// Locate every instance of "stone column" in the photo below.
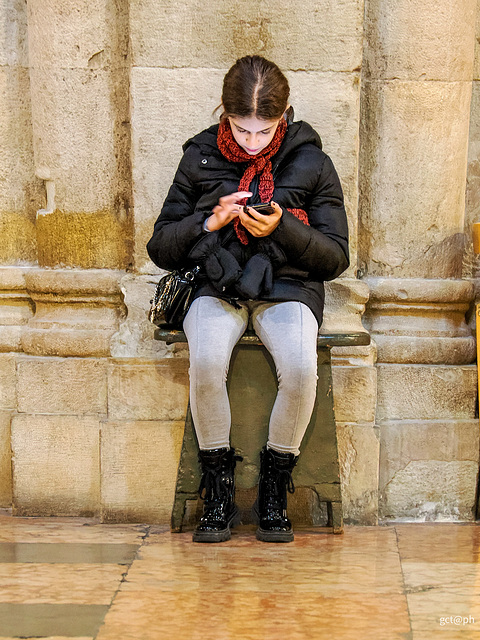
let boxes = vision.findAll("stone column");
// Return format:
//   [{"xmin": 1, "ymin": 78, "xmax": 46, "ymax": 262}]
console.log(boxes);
[
  {"xmin": 26, "ymin": 0, "xmax": 133, "ymax": 270},
  {"xmin": 464, "ymin": 2, "xmax": 480, "ymax": 282},
  {"xmin": 466, "ymin": 1, "xmax": 480, "ymax": 519},
  {"xmin": 0, "ymin": 0, "xmax": 36, "ymax": 507},
  {"xmin": 0, "ymin": 0, "xmax": 41, "ymax": 264},
  {"xmin": 8, "ymin": 1, "xmax": 134, "ymax": 517},
  {"xmin": 360, "ymin": 0, "xmax": 479, "ymax": 520},
  {"xmin": 21, "ymin": 0, "xmax": 132, "ymax": 357},
  {"xmin": 360, "ymin": 0, "xmax": 477, "ymax": 282}
]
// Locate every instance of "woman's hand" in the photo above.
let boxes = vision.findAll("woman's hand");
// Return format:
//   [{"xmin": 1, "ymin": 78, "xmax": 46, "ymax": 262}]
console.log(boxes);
[
  {"xmin": 205, "ymin": 191, "xmax": 252, "ymax": 232},
  {"xmin": 238, "ymin": 201, "xmax": 283, "ymax": 237}
]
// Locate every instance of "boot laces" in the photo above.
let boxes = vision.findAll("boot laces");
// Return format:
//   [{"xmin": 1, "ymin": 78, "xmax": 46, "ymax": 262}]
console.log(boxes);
[
  {"xmin": 277, "ymin": 468, "xmax": 295, "ymax": 495},
  {"xmin": 198, "ymin": 469, "xmax": 228, "ymax": 501},
  {"xmin": 198, "ymin": 453, "xmax": 243, "ymax": 501},
  {"xmin": 263, "ymin": 468, "xmax": 295, "ymax": 512}
]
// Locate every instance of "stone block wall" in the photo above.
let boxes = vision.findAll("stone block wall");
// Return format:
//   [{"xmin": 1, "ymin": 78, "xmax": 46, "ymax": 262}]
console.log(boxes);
[
  {"xmin": 0, "ymin": 0, "xmax": 479, "ymax": 525},
  {"xmin": 0, "ymin": 338, "xmax": 189, "ymax": 522}
]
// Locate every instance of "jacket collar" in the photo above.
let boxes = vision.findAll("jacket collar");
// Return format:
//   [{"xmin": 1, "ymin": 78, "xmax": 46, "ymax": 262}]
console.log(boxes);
[{"xmin": 183, "ymin": 121, "xmax": 322, "ymax": 158}]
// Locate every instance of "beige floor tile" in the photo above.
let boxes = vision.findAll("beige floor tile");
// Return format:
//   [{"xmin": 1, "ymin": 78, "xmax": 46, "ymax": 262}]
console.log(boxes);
[
  {"xmin": 408, "ymin": 588, "xmax": 480, "ymax": 632},
  {"xmin": 96, "ymin": 590, "xmax": 411, "ymax": 640},
  {"xmin": 0, "ymin": 564, "xmax": 126, "ymax": 604},
  {"xmin": 396, "ymin": 523, "xmax": 480, "ymax": 563},
  {"xmin": 403, "ymin": 562, "xmax": 480, "ymax": 591},
  {"xmin": 123, "ymin": 562, "xmax": 405, "ymax": 595},
  {"xmin": 124, "ymin": 552, "xmax": 404, "ymax": 595},
  {"xmin": 129, "ymin": 528, "xmax": 405, "ymax": 594}
]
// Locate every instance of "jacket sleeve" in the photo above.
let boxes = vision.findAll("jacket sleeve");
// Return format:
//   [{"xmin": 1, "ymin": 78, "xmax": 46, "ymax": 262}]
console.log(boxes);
[
  {"xmin": 146, "ymin": 146, "xmax": 209, "ymax": 270},
  {"xmin": 270, "ymin": 154, "xmax": 349, "ymax": 281}
]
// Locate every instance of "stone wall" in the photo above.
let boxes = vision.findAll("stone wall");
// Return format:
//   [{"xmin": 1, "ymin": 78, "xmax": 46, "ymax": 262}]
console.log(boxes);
[
  {"xmin": 360, "ymin": 0, "xmax": 479, "ymax": 520},
  {"xmin": 0, "ymin": 0, "xmax": 478, "ymax": 524}
]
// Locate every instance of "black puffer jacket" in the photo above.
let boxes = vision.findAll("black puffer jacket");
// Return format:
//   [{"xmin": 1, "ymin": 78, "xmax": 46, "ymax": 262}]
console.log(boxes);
[{"xmin": 146, "ymin": 121, "xmax": 349, "ymax": 326}]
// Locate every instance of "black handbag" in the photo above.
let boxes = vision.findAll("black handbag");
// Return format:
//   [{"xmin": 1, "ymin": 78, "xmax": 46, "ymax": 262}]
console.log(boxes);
[{"xmin": 148, "ymin": 266, "xmax": 200, "ymax": 328}]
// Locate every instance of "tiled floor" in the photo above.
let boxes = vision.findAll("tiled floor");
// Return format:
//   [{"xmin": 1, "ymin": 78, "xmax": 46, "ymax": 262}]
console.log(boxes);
[{"xmin": 0, "ymin": 514, "xmax": 479, "ymax": 639}]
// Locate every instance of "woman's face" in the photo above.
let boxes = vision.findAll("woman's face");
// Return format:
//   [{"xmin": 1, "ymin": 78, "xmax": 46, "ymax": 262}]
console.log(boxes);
[{"xmin": 228, "ymin": 115, "xmax": 281, "ymax": 155}]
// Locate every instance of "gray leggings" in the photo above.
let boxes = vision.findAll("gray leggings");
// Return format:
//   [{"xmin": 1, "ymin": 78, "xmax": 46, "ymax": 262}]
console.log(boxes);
[{"xmin": 183, "ymin": 296, "xmax": 319, "ymax": 455}]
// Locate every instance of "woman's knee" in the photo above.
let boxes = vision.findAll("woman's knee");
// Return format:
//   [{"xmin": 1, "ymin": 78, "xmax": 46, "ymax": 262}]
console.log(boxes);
[
  {"xmin": 277, "ymin": 357, "xmax": 317, "ymax": 394},
  {"xmin": 189, "ymin": 354, "xmax": 228, "ymax": 387}
]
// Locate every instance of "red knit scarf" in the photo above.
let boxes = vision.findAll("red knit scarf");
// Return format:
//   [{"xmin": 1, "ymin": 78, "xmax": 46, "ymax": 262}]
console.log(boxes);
[{"xmin": 217, "ymin": 118, "xmax": 309, "ymax": 244}]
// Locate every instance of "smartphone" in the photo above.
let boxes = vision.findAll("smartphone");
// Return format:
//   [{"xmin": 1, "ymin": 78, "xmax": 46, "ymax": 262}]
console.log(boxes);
[{"xmin": 243, "ymin": 203, "xmax": 275, "ymax": 216}]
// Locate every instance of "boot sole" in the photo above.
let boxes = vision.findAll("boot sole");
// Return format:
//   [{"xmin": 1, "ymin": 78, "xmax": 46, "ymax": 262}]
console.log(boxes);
[
  {"xmin": 192, "ymin": 528, "xmax": 232, "ymax": 543},
  {"xmin": 256, "ymin": 526, "xmax": 294, "ymax": 543},
  {"xmin": 192, "ymin": 507, "xmax": 240, "ymax": 543},
  {"xmin": 252, "ymin": 505, "xmax": 294, "ymax": 543}
]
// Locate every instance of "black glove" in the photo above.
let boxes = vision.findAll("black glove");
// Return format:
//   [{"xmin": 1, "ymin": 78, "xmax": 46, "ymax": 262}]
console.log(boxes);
[
  {"xmin": 235, "ymin": 238, "xmax": 287, "ymax": 299},
  {"xmin": 204, "ymin": 249, "xmax": 242, "ymax": 291},
  {"xmin": 236, "ymin": 253, "xmax": 273, "ymax": 299},
  {"xmin": 188, "ymin": 231, "xmax": 242, "ymax": 292}
]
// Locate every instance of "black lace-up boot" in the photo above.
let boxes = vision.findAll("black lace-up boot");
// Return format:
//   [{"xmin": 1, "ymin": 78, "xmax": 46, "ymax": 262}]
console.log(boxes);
[
  {"xmin": 193, "ymin": 447, "xmax": 242, "ymax": 543},
  {"xmin": 254, "ymin": 446, "xmax": 298, "ymax": 543}
]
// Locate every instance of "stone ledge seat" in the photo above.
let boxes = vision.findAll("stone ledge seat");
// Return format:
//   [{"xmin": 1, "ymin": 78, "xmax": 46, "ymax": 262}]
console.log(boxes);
[{"xmin": 155, "ymin": 326, "xmax": 370, "ymax": 534}]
